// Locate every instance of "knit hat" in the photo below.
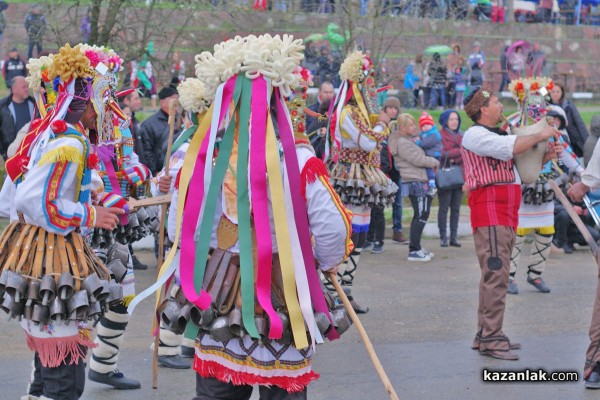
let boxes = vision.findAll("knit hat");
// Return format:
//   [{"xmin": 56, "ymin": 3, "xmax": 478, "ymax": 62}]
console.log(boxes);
[
  {"xmin": 419, "ymin": 112, "xmax": 434, "ymax": 130},
  {"xmin": 158, "ymin": 86, "xmax": 178, "ymax": 100},
  {"xmin": 383, "ymin": 96, "xmax": 401, "ymax": 111}
]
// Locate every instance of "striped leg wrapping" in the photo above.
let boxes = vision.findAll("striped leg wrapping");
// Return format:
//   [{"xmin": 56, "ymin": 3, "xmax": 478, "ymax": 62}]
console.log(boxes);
[
  {"xmin": 157, "ymin": 328, "xmax": 183, "ymax": 356},
  {"xmin": 509, "ymin": 234, "xmax": 526, "ymax": 277},
  {"xmin": 90, "ymin": 310, "xmax": 130, "ymax": 374},
  {"xmin": 528, "ymin": 233, "xmax": 552, "ymax": 276}
]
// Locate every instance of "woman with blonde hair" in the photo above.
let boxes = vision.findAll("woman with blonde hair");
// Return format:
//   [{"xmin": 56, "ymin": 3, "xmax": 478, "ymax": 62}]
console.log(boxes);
[{"xmin": 390, "ymin": 113, "xmax": 440, "ymax": 261}]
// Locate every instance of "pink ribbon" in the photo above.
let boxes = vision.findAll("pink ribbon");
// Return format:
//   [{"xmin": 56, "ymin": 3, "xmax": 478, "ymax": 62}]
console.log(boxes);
[
  {"xmin": 180, "ymin": 78, "xmax": 236, "ymax": 309},
  {"xmin": 250, "ymin": 77, "xmax": 282, "ymax": 339}
]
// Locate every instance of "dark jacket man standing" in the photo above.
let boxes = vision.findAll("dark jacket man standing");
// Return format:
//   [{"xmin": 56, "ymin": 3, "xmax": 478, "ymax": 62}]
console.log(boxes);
[
  {"xmin": 3, "ymin": 48, "xmax": 27, "ymax": 89},
  {"xmin": 139, "ymin": 86, "xmax": 178, "ymax": 174},
  {"xmin": 0, "ymin": 76, "xmax": 35, "ymax": 159}
]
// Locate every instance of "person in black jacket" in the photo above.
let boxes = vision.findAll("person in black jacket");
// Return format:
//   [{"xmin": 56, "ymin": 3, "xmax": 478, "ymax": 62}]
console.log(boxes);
[
  {"xmin": 428, "ymin": 52, "xmax": 447, "ymax": 110},
  {"xmin": 120, "ymin": 88, "xmax": 145, "ymax": 165},
  {"xmin": 2, "ymin": 48, "xmax": 27, "ymax": 89},
  {"xmin": 550, "ymin": 82, "xmax": 589, "ymax": 157},
  {"xmin": 306, "ymin": 80, "xmax": 334, "ymax": 130},
  {"xmin": 0, "ymin": 76, "xmax": 35, "ymax": 160},
  {"xmin": 24, "ymin": 5, "xmax": 46, "ymax": 59},
  {"xmin": 307, "ymin": 99, "xmax": 331, "ymax": 160},
  {"xmin": 365, "ymin": 96, "xmax": 406, "ymax": 253},
  {"xmin": 139, "ymin": 86, "xmax": 178, "ymax": 175}
]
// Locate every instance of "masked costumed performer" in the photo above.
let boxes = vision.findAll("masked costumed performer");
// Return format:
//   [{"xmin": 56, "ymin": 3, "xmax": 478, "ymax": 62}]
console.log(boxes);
[
  {"xmin": 324, "ymin": 50, "xmax": 397, "ymax": 314},
  {"xmin": 129, "ymin": 34, "xmax": 353, "ymax": 399},
  {"xmin": 1, "ymin": 43, "xmax": 124, "ymax": 400},
  {"xmin": 81, "ymin": 45, "xmax": 153, "ymax": 390}
]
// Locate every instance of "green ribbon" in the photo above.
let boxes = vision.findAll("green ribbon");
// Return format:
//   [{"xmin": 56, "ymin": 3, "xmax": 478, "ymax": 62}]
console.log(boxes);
[
  {"xmin": 170, "ymin": 125, "xmax": 197, "ymax": 159},
  {"xmin": 236, "ymin": 76, "xmax": 259, "ymax": 339}
]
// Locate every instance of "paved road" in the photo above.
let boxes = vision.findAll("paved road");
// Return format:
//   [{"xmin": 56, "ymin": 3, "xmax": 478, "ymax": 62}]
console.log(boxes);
[{"xmin": 2, "ymin": 235, "xmax": 600, "ymax": 400}]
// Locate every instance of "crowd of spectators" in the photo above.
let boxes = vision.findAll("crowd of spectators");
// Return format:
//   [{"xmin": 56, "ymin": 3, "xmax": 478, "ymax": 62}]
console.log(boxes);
[{"xmin": 205, "ymin": 0, "xmax": 600, "ymax": 25}]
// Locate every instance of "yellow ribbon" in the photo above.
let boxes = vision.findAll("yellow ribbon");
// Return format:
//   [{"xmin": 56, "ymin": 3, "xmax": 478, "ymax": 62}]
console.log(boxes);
[
  {"xmin": 153, "ymin": 104, "xmax": 215, "ymax": 313},
  {"xmin": 265, "ymin": 114, "xmax": 308, "ymax": 349},
  {"xmin": 352, "ymin": 82, "xmax": 371, "ymax": 125}
]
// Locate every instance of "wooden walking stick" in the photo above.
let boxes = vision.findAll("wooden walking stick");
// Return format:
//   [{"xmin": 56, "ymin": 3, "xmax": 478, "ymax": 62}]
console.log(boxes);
[
  {"xmin": 327, "ymin": 272, "xmax": 400, "ymax": 400},
  {"xmin": 153, "ymin": 98, "xmax": 179, "ymax": 389}
]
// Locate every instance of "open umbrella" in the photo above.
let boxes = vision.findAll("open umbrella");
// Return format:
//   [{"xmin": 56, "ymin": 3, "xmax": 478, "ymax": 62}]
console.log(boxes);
[
  {"xmin": 506, "ymin": 40, "xmax": 531, "ymax": 60},
  {"xmin": 424, "ymin": 45, "xmax": 453, "ymax": 56}
]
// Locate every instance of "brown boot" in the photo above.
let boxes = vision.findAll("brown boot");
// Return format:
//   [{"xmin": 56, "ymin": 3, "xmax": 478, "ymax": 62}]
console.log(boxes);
[{"xmin": 392, "ymin": 231, "xmax": 408, "ymax": 244}]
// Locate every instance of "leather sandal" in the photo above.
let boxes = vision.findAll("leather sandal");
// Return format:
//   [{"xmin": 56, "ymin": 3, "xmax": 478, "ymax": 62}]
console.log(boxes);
[{"xmin": 479, "ymin": 349, "xmax": 519, "ymax": 360}]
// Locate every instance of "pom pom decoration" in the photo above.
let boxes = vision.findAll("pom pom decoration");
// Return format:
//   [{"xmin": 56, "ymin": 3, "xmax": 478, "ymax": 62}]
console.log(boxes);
[
  {"xmin": 87, "ymin": 153, "xmax": 100, "ymax": 170},
  {"xmin": 339, "ymin": 50, "xmax": 372, "ymax": 83},
  {"xmin": 30, "ymin": 118, "xmax": 43, "ymax": 131},
  {"xmin": 177, "ymin": 78, "xmax": 212, "ymax": 114},
  {"xmin": 50, "ymin": 120, "xmax": 67, "ymax": 134}
]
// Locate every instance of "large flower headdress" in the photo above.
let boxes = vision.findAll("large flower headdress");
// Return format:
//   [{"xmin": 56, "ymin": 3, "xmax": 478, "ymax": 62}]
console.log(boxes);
[
  {"xmin": 507, "ymin": 77, "xmax": 554, "ymax": 127},
  {"xmin": 7, "ymin": 44, "xmax": 124, "ymax": 181},
  {"xmin": 131, "ymin": 34, "xmax": 345, "ymax": 354}
]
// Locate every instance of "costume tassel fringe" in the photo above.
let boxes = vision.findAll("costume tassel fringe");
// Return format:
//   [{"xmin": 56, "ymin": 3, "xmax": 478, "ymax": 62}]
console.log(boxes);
[
  {"xmin": 194, "ymin": 358, "xmax": 319, "ymax": 393},
  {"xmin": 37, "ymin": 146, "xmax": 82, "ymax": 167},
  {"xmin": 25, "ymin": 329, "xmax": 96, "ymax": 368}
]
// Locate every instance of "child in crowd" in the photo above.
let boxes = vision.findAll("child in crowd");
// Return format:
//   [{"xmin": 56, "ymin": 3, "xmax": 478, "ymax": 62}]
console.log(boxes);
[
  {"xmin": 453, "ymin": 57, "xmax": 467, "ymax": 110},
  {"xmin": 417, "ymin": 112, "xmax": 442, "ymax": 196}
]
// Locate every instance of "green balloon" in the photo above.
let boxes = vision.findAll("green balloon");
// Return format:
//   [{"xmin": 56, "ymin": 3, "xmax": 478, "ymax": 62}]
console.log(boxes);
[{"xmin": 326, "ymin": 23, "xmax": 345, "ymax": 47}]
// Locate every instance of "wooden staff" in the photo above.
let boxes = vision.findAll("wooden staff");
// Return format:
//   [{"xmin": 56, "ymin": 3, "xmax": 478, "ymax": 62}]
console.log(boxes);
[
  {"xmin": 129, "ymin": 194, "xmax": 172, "ymax": 210},
  {"xmin": 153, "ymin": 98, "xmax": 179, "ymax": 389},
  {"xmin": 327, "ymin": 272, "xmax": 400, "ymax": 400}
]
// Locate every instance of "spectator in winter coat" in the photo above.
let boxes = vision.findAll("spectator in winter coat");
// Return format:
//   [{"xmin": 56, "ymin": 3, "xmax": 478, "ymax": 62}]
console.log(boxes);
[
  {"xmin": 120, "ymin": 88, "xmax": 145, "ymax": 165},
  {"xmin": 390, "ymin": 113, "xmax": 439, "ymax": 262},
  {"xmin": 550, "ymin": 82, "xmax": 589, "ymax": 158},
  {"xmin": 427, "ymin": 52, "xmax": 447, "ymax": 109},
  {"xmin": 437, "ymin": 109, "xmax": 465, "ymax": 247},
  {"xmin": 2, "ymin": 48, "xmax": 27, "ymax": 89},
  {"xmin": 468, "ymin": 41, "xmax": 486, "ymax": 89},
  {"xmin": 139, "ymin": 86, "xmax": 179, "ymax": 174},
  {"xmin": 24, "ymin": 5, "xmax": 47, "ymax": 59},
  {"xmin": 0, "ymin": 76, "xmax": 35, "ymax": 160}
]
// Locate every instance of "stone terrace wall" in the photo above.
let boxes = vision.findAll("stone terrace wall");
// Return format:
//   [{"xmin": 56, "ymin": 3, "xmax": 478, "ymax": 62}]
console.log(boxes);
[{"xmin": 2, "ymin": 3, "xmax": 599, "ymax": 94}]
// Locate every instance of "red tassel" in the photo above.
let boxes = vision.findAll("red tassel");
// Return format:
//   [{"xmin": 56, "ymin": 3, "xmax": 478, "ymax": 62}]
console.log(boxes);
[
  {"xmin": 300, "ymin": 157, "xmax": 329, "ymax": 199},
  {"xmin": 194, "ymin": 358, "xmax": 319, "ymax": 393}
]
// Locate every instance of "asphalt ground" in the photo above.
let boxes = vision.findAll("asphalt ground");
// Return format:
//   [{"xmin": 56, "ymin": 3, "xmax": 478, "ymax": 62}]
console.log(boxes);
[{"xmin": 2, "ymin": 232, "xmax": 600, "ymax": 399}]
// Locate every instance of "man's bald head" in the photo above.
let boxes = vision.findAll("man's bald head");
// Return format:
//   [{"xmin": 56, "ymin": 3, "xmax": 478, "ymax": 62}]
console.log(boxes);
[{"xmin": 11, "ymin": 77, "xmax": 29, "ymax": 103}]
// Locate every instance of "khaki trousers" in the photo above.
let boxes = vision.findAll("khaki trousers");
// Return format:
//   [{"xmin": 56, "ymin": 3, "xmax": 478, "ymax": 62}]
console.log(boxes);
[
  {"xmin": 585, "ymin": 263, "xmax": 600, "ymax": 377},
  {"xmin": 473, "ymin": 226, "xmax": 516, "ymax": 352}
]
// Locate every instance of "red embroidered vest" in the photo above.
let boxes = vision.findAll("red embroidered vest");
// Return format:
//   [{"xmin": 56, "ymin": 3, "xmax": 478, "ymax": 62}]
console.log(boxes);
[{"xmin": 461, "ymin": 147, "xmax": 515, "ymax": 190}]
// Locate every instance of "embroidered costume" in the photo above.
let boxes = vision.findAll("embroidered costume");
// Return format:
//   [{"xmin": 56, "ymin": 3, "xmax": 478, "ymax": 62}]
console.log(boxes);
[
  {"xmin": 506, "ymin": 81, "xmax": 583, "ymax": 294},
  {"xmin": 129, "ymin": 34, "xmax": 353, "ymax": 397},
  {"xmin": 0, "ymin": 43, "xmax": 123, "ymax": 400},
  {"xmin": 324, "ymin": 50, "xmax": 397, "ymax": 311}
]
